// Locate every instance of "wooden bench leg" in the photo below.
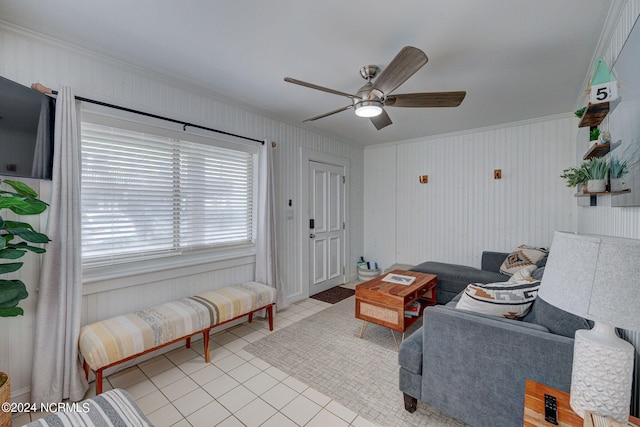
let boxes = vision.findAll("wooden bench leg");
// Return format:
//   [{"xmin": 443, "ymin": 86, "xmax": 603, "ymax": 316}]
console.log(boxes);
[
  {"xmin": 203, "ymin": 330, "xmax": 211, "ymax": 363},
  {"xmin": 248, "ymin": 312, "xmax": 253, "ymax": 323},
  {"xmin": 267, "ymin": 304, "xmax": 274, "ymax": 331},
  {"xmin": 186, "ymin": 336, "xmax": 192, "ymax": 348},
  {"xmin": 96, "ymin": 370, "xmax": 103, "ymax": 395}
]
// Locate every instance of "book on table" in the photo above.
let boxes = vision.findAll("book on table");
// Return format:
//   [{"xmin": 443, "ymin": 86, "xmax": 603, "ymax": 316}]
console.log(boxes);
[
  {"xmin": 405, "ymin": 300, "xmax": 421, "ymax": 317},
  {"xmin": 382, "ymin": 273, "xmax": 416, "ymax": 285}
]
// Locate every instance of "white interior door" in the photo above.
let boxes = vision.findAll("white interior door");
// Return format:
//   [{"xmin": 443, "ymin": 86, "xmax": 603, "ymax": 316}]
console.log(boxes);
[{"xmin": 309, "ymin": 161, "xmax": 345, "ymax": 295}]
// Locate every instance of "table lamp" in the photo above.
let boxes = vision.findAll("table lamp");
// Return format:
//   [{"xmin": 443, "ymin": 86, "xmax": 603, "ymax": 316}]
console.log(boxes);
[{"xmin": 538, "ymin": 231, "xmax": 640, "ymax": 423}]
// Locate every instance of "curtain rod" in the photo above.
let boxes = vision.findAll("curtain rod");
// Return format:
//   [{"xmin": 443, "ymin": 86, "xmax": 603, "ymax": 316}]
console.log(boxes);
[{"xmin": 32, "ymin": 84, "xmax": 264, "ymax": 145}]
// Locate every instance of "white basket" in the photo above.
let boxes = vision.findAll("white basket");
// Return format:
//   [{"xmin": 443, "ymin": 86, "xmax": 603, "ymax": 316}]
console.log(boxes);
[{"xmin": 358, "ymin": 266, "xmax": 381, "ymax": 281}]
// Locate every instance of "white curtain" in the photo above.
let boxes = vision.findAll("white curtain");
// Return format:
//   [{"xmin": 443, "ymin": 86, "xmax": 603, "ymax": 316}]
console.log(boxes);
[
  {"xmin": 31, "ymin": 86, "xmax": 88, "ymax": 404},
  {"xmin": 255, "ymin": 140, "xmax": 288, "ymax": 309}
]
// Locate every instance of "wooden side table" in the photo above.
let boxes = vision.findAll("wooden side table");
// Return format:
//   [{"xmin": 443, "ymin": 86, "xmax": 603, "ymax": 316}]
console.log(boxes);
[
  {"xmin": 524, "ymin": 379, "xmax": 640, "ymax": 426},
  {"xmin": 355, "ymin": 270, "xmax": 437, "ymax": 347}
]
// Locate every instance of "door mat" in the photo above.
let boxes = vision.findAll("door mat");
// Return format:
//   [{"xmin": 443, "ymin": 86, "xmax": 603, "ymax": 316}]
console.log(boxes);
[{"xmin": 310, "ymin": 286, "xmax": 355, "ymax": 304}]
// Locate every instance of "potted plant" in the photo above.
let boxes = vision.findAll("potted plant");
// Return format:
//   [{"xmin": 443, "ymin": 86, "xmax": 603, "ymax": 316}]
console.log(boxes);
[
  {"xmin": 584, "ymin": 158, "xmax": 610, "ymax": 192},
  {"xmin": 0, "ymin": 179, "xmax": 49, "ymax": 423},
  {"xmin": 609, "ymin": 157, "xmax": 629, "ymax": 192},
  {"xmin": 589, "ymin": 128, "xmax": 600, "ymax": 142},
  {"xmin": 574, "ymin": 107, "xmax": 586, "ymax": 118},
  {"xmin": 561, "ymin": 163, "xmax": 590, "ymax": 191}
]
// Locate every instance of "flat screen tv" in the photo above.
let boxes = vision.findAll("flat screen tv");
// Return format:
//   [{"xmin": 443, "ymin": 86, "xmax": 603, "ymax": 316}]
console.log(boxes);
[{"xmin": 0, "ymin": 75, "xmax": 55, "ymax": 180}]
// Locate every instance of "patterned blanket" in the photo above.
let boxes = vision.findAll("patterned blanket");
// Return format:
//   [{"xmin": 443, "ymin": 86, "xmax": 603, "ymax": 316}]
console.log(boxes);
[
  {"xmin": 79, "ymin": 282, "xmax": 276, "ymax": 371},
  {"xmin": 24, "ymin": 388, "xmax": 153, "ymax": 426}
]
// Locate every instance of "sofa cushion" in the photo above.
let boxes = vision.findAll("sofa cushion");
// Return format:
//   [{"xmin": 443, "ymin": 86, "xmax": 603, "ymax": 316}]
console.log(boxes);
[
  {"xmin": 456, "ymin": 279, "xmax": 540, "ymax": 319},
  {"xmin": 500, "ymin": 245, "xmax": 549, "ymax": 276},
  {"xmin": 522, "ymin": 296, "xmax": 591, "ymax": 338}
]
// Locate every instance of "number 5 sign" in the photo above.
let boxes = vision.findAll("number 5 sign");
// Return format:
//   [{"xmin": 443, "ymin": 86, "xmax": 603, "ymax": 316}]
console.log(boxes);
[{"xmin": 590, "ymin": 81, "xmax": 618, "ymax": 104}]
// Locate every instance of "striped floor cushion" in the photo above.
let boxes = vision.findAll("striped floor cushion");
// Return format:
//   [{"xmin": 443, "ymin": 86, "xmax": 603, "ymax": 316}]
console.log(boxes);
[
  {"xmin": 24, "ymin": 388, "xmax": 153, "ymax": 426},
  {"xmin": 79, "ymin": 281, "xmax": 276, "ymax": 393}
]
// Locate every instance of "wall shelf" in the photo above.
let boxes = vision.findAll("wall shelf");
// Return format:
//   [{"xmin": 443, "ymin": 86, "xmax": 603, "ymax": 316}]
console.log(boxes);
[
  {"xmin": 578, "ymin": 102, "xmax": 610, "ymax": 128},
  {"xmin": 582, "ymin": 143, "xmax": 610, "ymax": 160},
  {"xmin": 574, "ymin": 189, "xmax": 630, "ymax": 197},
  {"xmin": 575, "ymin": 189, "xmax": 631, "ymax": 206}
]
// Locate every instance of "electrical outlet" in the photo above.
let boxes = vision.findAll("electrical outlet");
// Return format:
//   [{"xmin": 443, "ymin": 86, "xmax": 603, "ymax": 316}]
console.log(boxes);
[{"xmin": 494, "ymin": 169, "xmax": 502, "ymax": 179}]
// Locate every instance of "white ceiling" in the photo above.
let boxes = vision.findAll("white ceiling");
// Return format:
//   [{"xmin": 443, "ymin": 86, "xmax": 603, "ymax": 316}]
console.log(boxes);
[{"xmin": 0, "ymin": 0, "xmax": 614, "ymax": 146}]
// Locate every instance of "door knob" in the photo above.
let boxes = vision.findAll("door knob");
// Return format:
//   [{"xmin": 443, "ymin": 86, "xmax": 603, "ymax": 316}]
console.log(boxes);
[{"xmin": 309, "ymin": 233, "xmax": 315, "ymax": 239}]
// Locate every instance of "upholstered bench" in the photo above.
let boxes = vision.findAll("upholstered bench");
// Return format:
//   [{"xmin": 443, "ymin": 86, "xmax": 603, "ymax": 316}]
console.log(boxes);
[
  {"xmin": 79, "ymin": 281, "xmax": 276, "ymax": 394},
  {"xmin": 24, "ymin": 388, "xmax": 154, "ymax": 426}
]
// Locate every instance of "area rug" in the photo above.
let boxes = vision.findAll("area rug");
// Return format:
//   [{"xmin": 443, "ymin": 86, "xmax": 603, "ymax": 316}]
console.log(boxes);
[
  {"xmin": 245, "ymin": 296, "xmax": 467, "ymax": 427},
  {"xmin": 309, "ymin": 285, "xmax": 355, "ymax": 304}
]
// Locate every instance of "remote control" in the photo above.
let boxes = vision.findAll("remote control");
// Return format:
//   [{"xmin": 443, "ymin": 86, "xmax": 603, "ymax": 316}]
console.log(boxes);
[{"xmin": 544, "ymin": 393, "xmax": 558, "ymax": 425}]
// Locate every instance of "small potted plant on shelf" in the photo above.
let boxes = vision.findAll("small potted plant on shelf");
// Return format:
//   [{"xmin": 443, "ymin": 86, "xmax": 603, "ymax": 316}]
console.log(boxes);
[
  {"xmin": 574, "ymin": 107, "xmax": 586, "ymax": 118},
  {"xmin": 584, "ymin": 158, "xmax": 610, "ymax": 193},
  {"xmin": 589, "ymin": 128, "xmax": 600, "ymax": 142},
  {"xmin": 561, "ymin": 163, "xmax": 590, "ymax": 192},
  {"xmin": 609, "ymin": 157, "xmax": 629, "ymax": 192}
]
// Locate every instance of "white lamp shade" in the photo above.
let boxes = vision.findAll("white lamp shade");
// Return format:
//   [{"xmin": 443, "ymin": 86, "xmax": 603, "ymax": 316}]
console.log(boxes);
[{"xmin": 538, "ymin": 231, "xmax": 640, "ymax": 331}]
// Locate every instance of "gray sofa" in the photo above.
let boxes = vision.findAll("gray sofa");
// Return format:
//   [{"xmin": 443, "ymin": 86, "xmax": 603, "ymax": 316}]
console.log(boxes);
[
  {"xmin": 398, "ymin": 263, "xmax": 591, "ymax": 427},
  {"xmin": 410, "ymin": 251, "xmax": 511, "ymax": 304}
]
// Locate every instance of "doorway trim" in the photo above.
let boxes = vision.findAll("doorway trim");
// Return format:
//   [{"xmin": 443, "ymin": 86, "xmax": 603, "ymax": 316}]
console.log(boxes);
[{"xmin": 299, "ymin": 148, "xmax": 350, "ymax": 300}]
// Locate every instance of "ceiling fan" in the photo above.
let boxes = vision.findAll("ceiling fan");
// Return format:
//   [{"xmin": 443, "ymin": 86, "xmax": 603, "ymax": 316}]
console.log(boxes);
[{"xmin": 284, "ymin": 46, "xmax": 466, "ymax": 130}]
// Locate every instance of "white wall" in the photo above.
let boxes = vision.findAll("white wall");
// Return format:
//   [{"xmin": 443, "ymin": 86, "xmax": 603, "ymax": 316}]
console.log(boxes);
[
  {"xmin": 364, "ymin": 115, "xmax": 578, "ymax": 270},
  {"xmin": 577, "ymin": 0, "xmax": 640, "ymax": 238},
  {"xmin": 0, "ymin": 22, "xmax": 364, "ymax": 400}
]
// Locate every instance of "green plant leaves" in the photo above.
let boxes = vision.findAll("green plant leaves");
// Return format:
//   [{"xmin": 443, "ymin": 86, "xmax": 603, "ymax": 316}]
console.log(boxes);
[
  {"xmin": 0, "ymin": 307, "xmax": 24, "ymax": 316},
  {"xmin": 0, "ymin": 279, "xmax": 28, "ymax": 309},
  {"xmin": 0, "ymin": 248, "xmax": 26, "ymax": 259},
  {"xmin": 584, "ymin": 158, "xmax": 610, "ymax": 180},
  {"xmin": 0, "ymin": 279, "xmax": 28, "ymax": 316},
  {"xmin": 0, "ymin": 262, "xmax": 23, "ymax": 274},
  {"xmin": 9, "ymin": 198, "xmax": 47, "ymax": 216},
  {"xmin": 2, "ymin": 180, "xmax": 38, "ymax": 198},
  {"xmin": 0, "ymin": 179, "xmax": 48, "ymax": 317}
]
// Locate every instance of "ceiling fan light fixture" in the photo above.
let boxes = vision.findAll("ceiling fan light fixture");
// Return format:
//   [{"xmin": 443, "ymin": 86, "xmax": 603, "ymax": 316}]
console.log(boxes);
[{"xmin": 354, "ymin": 100, "xmax": 383, "ymax": 118}]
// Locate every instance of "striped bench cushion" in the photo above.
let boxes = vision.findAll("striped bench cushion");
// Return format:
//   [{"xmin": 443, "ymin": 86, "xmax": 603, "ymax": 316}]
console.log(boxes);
[
  {"xmin": 24, "ymin": 388, "xmax": 153, "ymax": 426},
  {"xmin": 79, "ymin": 282, "xmax": 276, "ymax": 371}
]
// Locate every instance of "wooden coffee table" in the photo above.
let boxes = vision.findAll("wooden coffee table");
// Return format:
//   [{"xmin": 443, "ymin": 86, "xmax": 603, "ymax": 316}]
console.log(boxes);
[{"xmin": 355, "ymin": 270, "xmax": 437, "ymax": 347}]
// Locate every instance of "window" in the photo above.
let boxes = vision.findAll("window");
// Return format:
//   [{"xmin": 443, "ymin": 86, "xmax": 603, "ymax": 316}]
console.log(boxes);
[{"xmin": 81, "ymin": 117, "xmax": 256, "ymax": 268}]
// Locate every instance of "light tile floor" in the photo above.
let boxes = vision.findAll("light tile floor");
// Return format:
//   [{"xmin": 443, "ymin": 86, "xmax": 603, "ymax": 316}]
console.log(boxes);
[{"xmin": 14, "ymin": 294, "xmax": 379, "ymax": 427}]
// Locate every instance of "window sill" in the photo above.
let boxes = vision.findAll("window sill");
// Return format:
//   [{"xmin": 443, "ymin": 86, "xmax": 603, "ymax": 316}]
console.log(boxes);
[{"xmin": 82, "ymin": 245, "xmax": 256, "ymax": 296}]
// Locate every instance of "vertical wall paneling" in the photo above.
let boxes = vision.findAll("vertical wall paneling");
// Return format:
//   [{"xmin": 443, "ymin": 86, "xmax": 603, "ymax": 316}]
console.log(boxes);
[
  {"xmin": 0, "ymin": 22, "xmax": 364, "ymax": 400},
  {"xmin": 364, "ymin": 116, "xmax": 577, "ymax": 271},
  {"xmin": 575, "ymin": 0, "xmax": 640, "ymax": 416}
]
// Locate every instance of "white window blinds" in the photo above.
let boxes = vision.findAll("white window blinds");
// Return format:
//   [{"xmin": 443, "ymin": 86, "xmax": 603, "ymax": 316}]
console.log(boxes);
[{"xmin": 81, "ymin": 121, "xmax": 255, "ymax": 267}]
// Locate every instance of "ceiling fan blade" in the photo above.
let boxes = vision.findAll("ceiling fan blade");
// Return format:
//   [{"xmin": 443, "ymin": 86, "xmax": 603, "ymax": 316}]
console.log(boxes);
[
  {"xmin": 370, "ymin": 109, "xmax": 393, "ymax": 130},
  {"xmin": 371, "ymin": 46, "xmax": 428, "ymax": 96},
  {"xmin": 385, "ymin": 91, "xmax": 467, "ymax": 108},
  {"xmin": 303, "ymin": 105, "xmax": 354, "ymax": 122},
  {"xmin": 284, "ymin": 77, "xmax": 358, "ymax": 100}
]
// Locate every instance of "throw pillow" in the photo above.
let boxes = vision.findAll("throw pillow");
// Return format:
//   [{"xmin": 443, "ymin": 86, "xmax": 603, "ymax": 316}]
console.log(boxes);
[
  {"xmin": 455, "ymin": 280, "xmax": 540, "ymax": 319},
  {"xmin": 510, "ymin": 265, "xmax": 538, "ymax": 281},
  {"xmin": 500, "ymin": 245, "xmax": 549, "ymax": 276}
]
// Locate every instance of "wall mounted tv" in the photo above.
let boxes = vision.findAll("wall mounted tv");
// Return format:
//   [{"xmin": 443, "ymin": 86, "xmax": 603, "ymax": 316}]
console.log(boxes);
[{"xmin": 0, "ymin": 75, "xmax": 55, "ymax": 180}]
